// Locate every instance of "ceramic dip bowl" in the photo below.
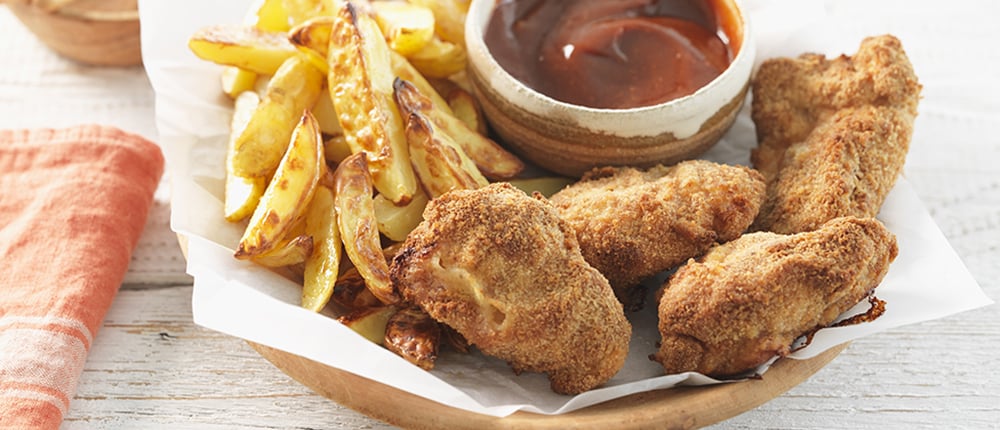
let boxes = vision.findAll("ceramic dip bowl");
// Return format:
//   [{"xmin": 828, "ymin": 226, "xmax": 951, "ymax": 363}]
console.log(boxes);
[{"xmin": 465, "ymin": 0, "xmax": 755, "ymax": 177}]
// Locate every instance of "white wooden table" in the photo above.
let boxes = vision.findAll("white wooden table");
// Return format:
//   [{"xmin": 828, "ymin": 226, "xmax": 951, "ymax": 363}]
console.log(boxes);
[{"xmin": 2, "ymin": 1, "xmax": 998, "ymax": 428}]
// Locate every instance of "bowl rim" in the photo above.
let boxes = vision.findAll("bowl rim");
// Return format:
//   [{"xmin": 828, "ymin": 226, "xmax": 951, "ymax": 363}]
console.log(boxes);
[{"xmin": 465, "ymin": 0, "xmax": 756, "ymax": 138}]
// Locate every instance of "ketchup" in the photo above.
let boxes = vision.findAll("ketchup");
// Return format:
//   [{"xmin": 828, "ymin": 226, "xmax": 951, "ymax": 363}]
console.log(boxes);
[{"xmin": 484, "ymin": 0, "xmax": 733, "ymax": 109}]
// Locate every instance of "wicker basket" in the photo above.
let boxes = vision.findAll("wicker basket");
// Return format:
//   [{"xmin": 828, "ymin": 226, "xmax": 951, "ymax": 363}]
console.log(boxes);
[{"xmin": 4, "ymin": 0, "xmax": 141, "ymax": 67}]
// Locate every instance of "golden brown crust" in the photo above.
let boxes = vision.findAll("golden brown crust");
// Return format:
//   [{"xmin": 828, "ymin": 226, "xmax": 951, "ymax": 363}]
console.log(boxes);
[
  {"xmin": 549, "ymin": 160, "xmax": 766, "ymax": 306},
  {"xmin": 390, "ymin": 183, "xmax": 630, "ymax": 394},
  {"xmin": 652, "ymin": 217, "xmax": 898, "ymax": 377},
  {"xmin": 750, "ymin": 35, "xmax": 921, "ymax": 234}
]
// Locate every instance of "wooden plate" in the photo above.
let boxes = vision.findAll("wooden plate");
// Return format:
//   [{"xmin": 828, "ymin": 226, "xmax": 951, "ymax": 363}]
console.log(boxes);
[
  {"xmin": 248, "ymin": 341, "xmax": 849, "ymax": 429},
  {"xmin": 177, "ymin": 236, "xmax": 848, "ymax": 428}
]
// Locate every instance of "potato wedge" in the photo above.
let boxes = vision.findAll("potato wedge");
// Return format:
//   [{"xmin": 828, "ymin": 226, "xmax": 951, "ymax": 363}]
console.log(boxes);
[
  {"xmin": 372, "ymin": 1, "xmax": 435, "ymax": 56},
  {"xmin": 283, "ymin": 0, "xmax": 332, "ymax": 25},
  {"xmin": 399, "ymin": 100, "xmax": 488, "ymax": 198},
  {"xmin": 384, "ymin": 307, "xmax": 441, "ymax": 370},
  {"xmin": 337, "ymin": 305, "xmax": 397, "ymax": 345},
  {"xmin": 302, "ymin": 185, "xmax": 343, "ymax": 312},
  {"xmin": 331, "ymin": 267, "xmax": 382, "ymax": 311},
  {"xmin": 220, "ymin": 67, "xmax": 258, "ymax": 99},
  {"xmin": 224, "ymin": 91, "xmax": 266, "ymax": 222},
  {"xmin": 328, "ymin": 1, "xmax": 418, "ymax": 205},
  {"xmin": 324, "ymin": 134, "xmax": 352, "ymax": 163},
  {"xmin": 406, "ymin": 36, "xmax": 466, "ymax": 78},
  {"xmin": 232, "ymin": 55, "xmax": 325, "ymax": 178},
  {"xmin": 310, "ymin": 89, "xmax": 342, "ymax": 135},
  {"xmin": 251, "ymin": 234, "xmax": 314, "ymax": 267},
  {"xmin": 255, "ymin": 0, "xmax": 291, "ymax": 32},
  {"xmin": 288, "ymin": 16, "xmax": 333, "ymax": 74},
  {"xmin": 508, "ymin": 177, "xmax": 574, "ymax": 198},
  {"xmin": 407, "ymin": 0, "xmax": 466, "ymax": 47},
  {"xmin": 334, "ymin": 152, "xmax": 401, "ymax": 305},
  {"xmin": 188, "ymin": 25, "xmax": 297, "ymax": 75},
  {"xmin": 388, "ymin": 51, "xmax": 451, "ymax": 115},
  {"xmin": 446, "ymin": 87, "xmax": 488, "ymax": 135},
  {"xmin": 393, "ymin": 77, "xmax": 524, "ymax": 180},
  {"xmin": 373, "ymin": 189, "xmax": 428, "ymax": 242},
  {"xmin": 235, "ymin": 111, "xmax": 324, "ymax": 258}
]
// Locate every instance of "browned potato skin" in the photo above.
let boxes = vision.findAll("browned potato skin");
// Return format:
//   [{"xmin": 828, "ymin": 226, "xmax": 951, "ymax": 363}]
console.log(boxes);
[
  {"xmin": 392, "ymin": 77, "xmax": 524, "ymax": 181},
  {"xmin": 331, "ymin": 267, "xmax": 382, "ymax": 311},
  {"xmin": 384, "ymin": 307, "xmax": 442, "ymax": 370},
  {"xmin": 333, "ymin": 153, "xmax": 401, "ymax": 305}
]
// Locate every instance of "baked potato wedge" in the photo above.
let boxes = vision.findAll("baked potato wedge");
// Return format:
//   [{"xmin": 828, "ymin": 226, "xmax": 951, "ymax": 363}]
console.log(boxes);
[
  {"xmin": 384, "ymin": 307, "xmax": 441, "ymax": 370},
  {"xmin": 231, "ymin": 55, "xmax": 325, "ymax": 178},
  {"xmin": 401, "ymin": 105, "xmax": 488, "ymax": 198},
  {"xmin": 224, "ymin": 91, "xmax": 266, "ymax": 222},
  {"xmin": 328, "ymin": 1, "xmax": 418, "ymax": 205},
  {"xmin": 302, "ymin": 185, "xmax": 343, "ymax": 312},
  {"xmin": 333, "ymin": 152, "xmax": 401, "ymax": 305},
  {"xmin": 372, "ymin": 1, "xmax": 435, "ymax": 56},
  {"xmin": 331, "ymin": 267, "xmax": 382, "ymax": 311},
  {"xmin": 393, "ymin": 77, "xmax": 523, "ymax": 180},
  {"xmin": 250, "ymin": 234, "xmax": 314, "ymax": 267},
  {"xmin": 235, "ymin": 111, "xmax": 324, "ymax": 258},
  {"xmin": 188, "ymin": 25, "xmax": 297, "ymax": 75},
  {"xmin": 337, "ymin": 305, "xmax": 397, "ymax": 345},
  {"xmin": 373, "ymin": 189, "xmax": 428, "ymax": 242}
]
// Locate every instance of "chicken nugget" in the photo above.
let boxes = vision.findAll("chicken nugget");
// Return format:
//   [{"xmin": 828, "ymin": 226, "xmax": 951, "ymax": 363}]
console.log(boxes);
[
  {"xmin": 652, "ymin": 217, "xmax": 898, "ymax": 377},
  {"xmin": 751, "ymin": 35, "xmax": 921, "ymax": 233},
  {"xmin": 549, "ymin": 160, "xmax": 765, "ymax": 309},
  {"xmin": 390, "ymin": 183, "xmax": 630, "ymax": 394}
]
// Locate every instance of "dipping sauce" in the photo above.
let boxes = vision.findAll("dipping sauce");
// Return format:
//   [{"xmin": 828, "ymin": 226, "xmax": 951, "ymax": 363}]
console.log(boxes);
[{"xmin": 484, "ymin": 0, "xmax": 733, "ymax": 109}]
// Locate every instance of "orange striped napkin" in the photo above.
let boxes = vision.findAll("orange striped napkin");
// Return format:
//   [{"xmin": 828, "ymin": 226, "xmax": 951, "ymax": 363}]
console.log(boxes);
[{"xmin": 0, "ymin": 126, "xmax": 163, "ymax": 429}]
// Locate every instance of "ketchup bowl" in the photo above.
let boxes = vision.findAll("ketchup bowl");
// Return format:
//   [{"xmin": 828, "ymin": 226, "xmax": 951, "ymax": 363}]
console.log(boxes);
[{"xmin": 465, "ymin": 0, "xmax": 755, "ymax": 177}]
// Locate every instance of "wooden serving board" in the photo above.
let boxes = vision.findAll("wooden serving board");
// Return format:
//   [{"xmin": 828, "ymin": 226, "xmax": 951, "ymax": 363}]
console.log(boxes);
[{"xmin": 249, "ymin": 341, "xmax": 849, "ymax": 429}]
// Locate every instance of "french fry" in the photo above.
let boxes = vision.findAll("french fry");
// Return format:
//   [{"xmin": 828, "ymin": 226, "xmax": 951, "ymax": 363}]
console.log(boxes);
[
  {"xmin": 220, "ymin": 0, "xmax": 290, "ymax": 99},
  {"xmin": 446, "ymin": 87, "xmax": 488, "ymax": 135},
  {"xmin": 372, "ymin": 1, "xmax": 435, "ymax": 56},
  {"xmin": 224, "ymin": 91, "xmax": 266, "ymax": 222},
  {"xmin": 235, "ymin": 111, "xmax": 324, "ymax": 258},
  {"xmin": 393, "ymin": 77, "xmax": 524, "ymax": 180},
  {"xmin": 331, "ymin": 267, "xmax": 382, "ymax": 311},
  {"xmin": 256, "ymin": 0, "xmax": 291, "ymax": 31},
  {"xmin": 407, "ymin": 0, "xmax": 467, "ymax": 47},
  {"xmin": 328, "ymin": 1, "xmax": 418, "ymax": 205},
  {"xmin": 232, "ymin": 55, "xmax": 325, "ymax": 178},
  {"xmin": 400, "ymin": 104, "xmax": 488, "ymax": 198},
  {"xmin": 508, "ymin": 177, "xmax": 574, "ymax": 198},
  {"xmin": 221, "ymin": 67, "xmax": 259, "ymax": 99},
  {"xmin": 251, "ymin": 235, "xmax": 314, "ymax": 267},
  {"xmin": 337, "ymin": 305, "xmax": 397, "ymax": 345},
  {"xmin": 302, "ymin": 185, "xmax": 343, "ymax": 312},
  {"xmin": 384, "ymin": 307, "xmax": 441, "ymax": 370},
  {"xmin": 373, "ymin": 189, "xmax": 428, "ymax": 242},
  {"xmin": 334, "ymin": 153, "xmax": 401, "ymax": 305},
  {"xmin": 406, "ymin": 36, "xmax": 466, "ymax": 78},
  {"xmin": 188, "ymin": 25, "xmax": 297, "ymax": 75}
]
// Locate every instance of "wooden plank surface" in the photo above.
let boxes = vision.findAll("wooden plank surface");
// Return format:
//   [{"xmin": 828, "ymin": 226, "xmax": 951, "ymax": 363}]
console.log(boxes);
[{"xmin": 1, "ymin": 0, "xmax": 998, "ymax": 428}]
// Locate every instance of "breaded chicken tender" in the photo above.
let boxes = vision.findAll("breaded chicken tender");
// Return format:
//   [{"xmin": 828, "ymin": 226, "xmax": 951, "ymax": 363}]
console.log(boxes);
[
  {"xmin": 390, "ymin": 183, "xmax": 630, "ymax": 394},
  {"xmin": 652, "ymin": 217, "xmax": 898, "ymax": 377},
  {"xmin": 751, "ymin": 35, "xmax": 921, "ymax": 234},
  {"xmin": 549, "ymin": 160, "xmax": 766, "ymax": 309}
]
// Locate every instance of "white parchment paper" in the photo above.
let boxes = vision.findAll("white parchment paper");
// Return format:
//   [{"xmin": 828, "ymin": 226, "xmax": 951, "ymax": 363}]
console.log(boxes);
[{"xmin": 139, "ymin": 0, "xmax": 993, "ymax": 417}]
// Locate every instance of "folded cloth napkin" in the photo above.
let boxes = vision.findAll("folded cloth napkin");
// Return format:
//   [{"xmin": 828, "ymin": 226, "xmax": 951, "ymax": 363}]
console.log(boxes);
[{"xmin": 0, "ymin": 125, "xmax": 164, "ymax": 429}]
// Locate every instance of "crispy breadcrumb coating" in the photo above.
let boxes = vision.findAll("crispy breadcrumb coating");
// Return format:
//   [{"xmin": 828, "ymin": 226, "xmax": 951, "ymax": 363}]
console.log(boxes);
[
  {"xmin": 751, "ymin": 35, "xmax": 921, "ymax": 233},
  {"xmin": 549, "ymin": 160, "xmax": 765, "ymax": 309},
  {"xmin": 652, "ymin": 217, "xmax": 898, "ymax": 377},
  {"xmin": 390, "ymin": 183, "xmax": 630, "ymax": 394}
]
